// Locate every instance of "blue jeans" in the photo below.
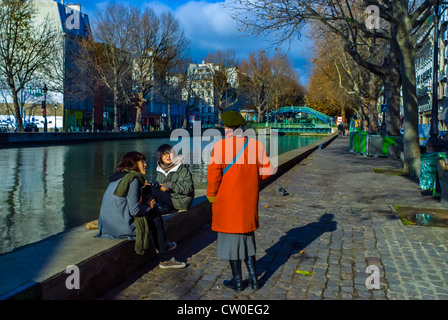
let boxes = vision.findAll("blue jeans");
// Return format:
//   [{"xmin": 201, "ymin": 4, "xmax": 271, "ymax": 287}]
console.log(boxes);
[{"xmin": 146, "ymin": 207, "xmax": 171, "ymax": 262}]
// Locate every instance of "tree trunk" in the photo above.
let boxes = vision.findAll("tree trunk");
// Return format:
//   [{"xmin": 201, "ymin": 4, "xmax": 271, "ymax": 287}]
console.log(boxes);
[
  {"xmin": 384, "ymin": 68, "xmax": 402, "ymax": 136},
  {"xmin": 167, "ymin": 100, "xmax": 172, "ymax": 130},
  {"xmin": 385, "ymin": 26, "xmax": 402, "ymax": 137},
  {"xmin": 367, "ymin": 78, "xmax": 380, "ymax": 133},
  {"xmin": 183, "ymin": 97, "xmax": 190, "ymax": 129},
  {"xmin": 11, "ymin": 86, "xmax": 24, "ymax": 133},
  {"xmin": 135, "ymin": 105, "xmax": 142, "ymax": 132},
  {"xmin": 359, "ymin": 101, "xmax": 368, "ymax": 131},
  {"xmin": 218, "ymin": 107, "xmax": 223, "ymax": 125},
  {"xmin": 135, "ymin": 91, "xmax": 143, "ymax": 132},
  {"xmin": 396, "ymin": 18, "xmax": 421, "ymax": 176},
  {"xmin": 341, "ymin": 107, "xmax": 346, "ymax": 124},
  {"xmin": 113, "ymin": 81, "xmax": 119, "ymax": 132},
  {"xmin": 113, "ymin": 71, "xmax": 120, "ymax": 132},
  {"xmin": 367, "ymin": 99, "xmax": 379, "ymax": 133}
]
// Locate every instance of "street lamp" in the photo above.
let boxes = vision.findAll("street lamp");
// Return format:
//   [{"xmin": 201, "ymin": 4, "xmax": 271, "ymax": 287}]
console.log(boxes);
[
  {"xmin": 43, "ymin": 84, "xmax": 48, "ymax": 133},
  {"xmin": 54, "ymin": 103, "xmax": 58, "ymax": 132}
]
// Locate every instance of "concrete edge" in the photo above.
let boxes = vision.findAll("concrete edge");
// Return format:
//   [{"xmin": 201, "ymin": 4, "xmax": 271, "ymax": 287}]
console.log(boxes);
[
  {"xmin": 0, "ymin": 131, "xmax": 173, "ymax": 148},
  {"xmin": 0, "ymin": 133, "xmax": 337, "ymax": 300},
  {"xmin": 262, "ymin": 133, "xmax": 338, "ymax": 187}
]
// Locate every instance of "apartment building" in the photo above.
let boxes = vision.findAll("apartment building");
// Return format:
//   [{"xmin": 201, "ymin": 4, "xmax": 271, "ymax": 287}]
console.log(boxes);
[
  {"xmin": 416, "ymin": 6, "xmax": 448, "ymax": 131},
  {"xmin": 0, "ymin": 0, "xmax": 93, "ymax": 131},
  {"xmin": 184, "ymin": 62, "xmax": 217, "ymax": 125},
  {"xmin": 184, "ymin": 61, "xmax": 240, "ymax": 126},
  {"xmin": 38, "ymin": 0, "xmax": 93, "ymax": 131}
]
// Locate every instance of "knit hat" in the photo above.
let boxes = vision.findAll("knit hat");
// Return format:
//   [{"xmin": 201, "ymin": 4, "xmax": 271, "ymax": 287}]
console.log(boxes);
[{"xmin": 221, "ymin": 111, "xmax": 247, "ymax": 127}]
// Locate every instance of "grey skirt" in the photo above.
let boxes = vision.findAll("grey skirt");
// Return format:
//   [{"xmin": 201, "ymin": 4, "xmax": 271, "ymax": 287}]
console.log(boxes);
[{"xmin": 216, "ymin": 232, "xmax": 256, "ymax": 260}]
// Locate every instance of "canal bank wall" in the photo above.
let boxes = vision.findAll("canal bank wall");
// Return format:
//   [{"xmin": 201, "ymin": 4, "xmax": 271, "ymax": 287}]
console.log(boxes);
[
  {"xmin": 0, "ymin": 133, "xmax": 337, "ymax": 300},
  {"xmin": 0, "ymin": 128, "xmax": 330, "ymax": 149},
  {"xmin": 0, "ymin": 131, "xmax": 174, "ymax": 148}
]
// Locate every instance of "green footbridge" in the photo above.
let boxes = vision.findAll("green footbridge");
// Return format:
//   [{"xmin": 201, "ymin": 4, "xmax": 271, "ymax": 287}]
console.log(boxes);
[{"xmin": 268, "ymin": 106, "xmax": 333, "ymax": 134}]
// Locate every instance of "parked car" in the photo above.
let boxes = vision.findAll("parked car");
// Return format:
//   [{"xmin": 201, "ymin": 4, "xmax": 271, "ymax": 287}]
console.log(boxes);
[
  {"xmin": 119, "ymin": 123, "xmax": 135, "ymax": 132},
  {"xmin": 24, "ymin": 123, "xmax": 38, "ymax": 132}
]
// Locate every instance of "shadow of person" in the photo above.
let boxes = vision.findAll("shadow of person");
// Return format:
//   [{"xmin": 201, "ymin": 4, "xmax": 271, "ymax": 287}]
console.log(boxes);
[{"xmin": 257, "ymin": 213, "xmax": 337, "ymax": 288}]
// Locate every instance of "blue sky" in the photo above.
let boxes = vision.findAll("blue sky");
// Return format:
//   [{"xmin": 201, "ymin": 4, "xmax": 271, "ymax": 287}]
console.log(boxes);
[{"xmin": 70, "ymin": 0, "xmax": 313, "ymax": 85}]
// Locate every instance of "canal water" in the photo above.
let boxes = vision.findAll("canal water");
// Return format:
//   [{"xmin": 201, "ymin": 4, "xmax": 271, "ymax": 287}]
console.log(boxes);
[{"xmin": 0, "ymin": 134, "xmax": 323, "ymax": 254}]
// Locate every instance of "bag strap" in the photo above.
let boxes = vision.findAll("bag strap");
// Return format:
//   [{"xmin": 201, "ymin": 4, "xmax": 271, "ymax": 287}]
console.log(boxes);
[{"xmin": 223, "ymin": 137, "xmax": 249, "ymax": 175}]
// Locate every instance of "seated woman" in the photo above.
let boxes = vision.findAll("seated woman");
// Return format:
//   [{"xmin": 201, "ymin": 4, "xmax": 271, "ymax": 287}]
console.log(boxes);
[
  {"xmin": 151, "ymin": 144, "xmax": 195, "ymax": 213},
  {"xmin": 96, "ymin": 151, "xmax": 186, "ymax": 269}
]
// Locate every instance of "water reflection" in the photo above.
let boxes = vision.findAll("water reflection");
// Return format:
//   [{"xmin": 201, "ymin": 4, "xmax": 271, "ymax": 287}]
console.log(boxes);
[
  {"xmin": 0, "ymin": 147, "xmax": 66, "ymax": 255},
  {"xmin": 0, "ymin": 134, "xmax": 323, "ymax": 254}
]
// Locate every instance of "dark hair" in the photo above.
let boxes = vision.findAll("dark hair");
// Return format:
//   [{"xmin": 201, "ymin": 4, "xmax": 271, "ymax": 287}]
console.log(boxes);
[
  {"xmin": 156, "ymin": 144, "xmax": 173, "ymax": 163},
  {"xmin": 115, "ymin": 151, "xmax": 146, "ymax": 173}
]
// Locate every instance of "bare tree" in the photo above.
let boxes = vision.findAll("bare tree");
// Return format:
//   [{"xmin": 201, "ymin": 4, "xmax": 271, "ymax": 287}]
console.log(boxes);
[
  {"xmin": 133, "ymin": 10, "xmax": 189, "ymax": 131},
  {"xmin": 239, "ymin": 50, "xmax": 273, "ymax": 121},
  {"xmin": 313, "ymin": 29, "xmax": 381, "ymax": 132},
  {"xmin": 39, "ymin": 38, "xmax": 65, "ymax": 95},
  {"xmin": 0, "ymin": 0, "xmax": 58, "ymax": 132},
  {"xmin": 83, "ymin": 3, "xmax": 134, "ymax": 132},
  {"xmin": 203, "ymin": 49, "xmax": 240, "ymax": 121},
  {"xmin": 181, "ymin": 63, "xmax": 203, "ymax": 128},
  {"xmin": 128, "ymin": 7, "xmax": 160, "ymax": 132},
  {"xmin": 228, "ymin": 0, "xmax": 438, "ymax": 175},
  {"xmin": 270, "ymin": 51, "xmax": 304, "ymax": 109},
  {"xmin": 156, "ymin": 58, "xmax": 184, "ymax": 130},
  {"xmin": 239, "ymin": 50, "xmax": 302, "ymax": 121}
]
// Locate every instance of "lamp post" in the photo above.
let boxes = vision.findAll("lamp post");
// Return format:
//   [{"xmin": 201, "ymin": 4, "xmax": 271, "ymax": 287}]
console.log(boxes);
[
  {"xmin": 54, "ymin": 103, "xmax": 58, "ymax": 132},
  {"xmin": 43, "ymin": 84, "xmax": 48, "ymax": 133}
]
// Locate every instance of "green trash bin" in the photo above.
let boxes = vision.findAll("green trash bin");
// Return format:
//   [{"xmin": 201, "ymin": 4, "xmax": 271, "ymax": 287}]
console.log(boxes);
[{"xmin": 420, "ymin": 152, "xmax": 448, "ymax": 191}]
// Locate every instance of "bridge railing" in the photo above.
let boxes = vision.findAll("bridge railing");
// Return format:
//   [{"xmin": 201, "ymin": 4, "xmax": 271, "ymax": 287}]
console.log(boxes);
[{"xmin": 246, "ymin": 122, "xmax": 333, "ymax": 129}]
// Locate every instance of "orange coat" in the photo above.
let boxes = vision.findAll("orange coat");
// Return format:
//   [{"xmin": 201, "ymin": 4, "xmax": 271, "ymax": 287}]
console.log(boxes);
[{"xmin": 206, "ymin": 133, "xmax": 274, "ymax": 234}]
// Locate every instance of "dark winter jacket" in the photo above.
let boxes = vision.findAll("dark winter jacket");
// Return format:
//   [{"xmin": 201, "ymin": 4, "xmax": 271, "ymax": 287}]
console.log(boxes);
[{"xmin": 156, "ymin": 162, "xmax": 194, "ymax": 210}]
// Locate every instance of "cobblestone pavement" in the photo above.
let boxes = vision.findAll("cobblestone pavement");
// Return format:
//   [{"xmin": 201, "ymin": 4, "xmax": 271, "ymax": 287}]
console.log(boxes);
[{"xmin": 99, "ymin": 137, "xmax": 448, "ymax": 300}]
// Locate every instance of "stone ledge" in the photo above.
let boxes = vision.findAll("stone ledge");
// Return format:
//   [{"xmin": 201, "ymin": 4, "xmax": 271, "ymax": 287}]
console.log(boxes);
[
  {"xmin": 0, "ymin": 133, "xmax": 336, "ymax": 300},
  {"xmin": 0, "ymin": 131, "xmax": 172, "ymax": 148},
  {"xmin": 0, "ymin": 197, "xmax": 212, "ymax": 300}
]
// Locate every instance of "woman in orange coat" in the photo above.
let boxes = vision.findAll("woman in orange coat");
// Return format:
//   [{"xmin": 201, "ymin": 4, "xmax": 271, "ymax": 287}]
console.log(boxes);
[{"xmin": 207, "ymin": 111, "xmax": 274, "ymax": 291}]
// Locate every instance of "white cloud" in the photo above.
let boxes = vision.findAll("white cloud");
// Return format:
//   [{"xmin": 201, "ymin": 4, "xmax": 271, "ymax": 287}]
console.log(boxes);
[
  {"xmin": 141, "ymin": 1, "xmax": 242, "ymax": 60},
  {"xmin": 83, "ymin": 0, "xmax": 313, "ymax": 83},
  {"xmin": 171, "ymin": 2, "xmax": 274, "ymax": 61},
  {"xmin": 175, "ymin": 2, "xmax": 240, "ymax": 47},
  {"xmin": 172, "ymin": 1, "xmax": 313, "ymax": 83},
  {"xmin": 141, "ymin": 1, "xmax": 173, "ymax": 15}
]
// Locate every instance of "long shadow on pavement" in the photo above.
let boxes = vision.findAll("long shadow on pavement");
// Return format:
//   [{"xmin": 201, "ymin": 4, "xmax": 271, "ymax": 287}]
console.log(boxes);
[
  {"xmin": 97, "ymin": 224, "xmax": 217, "ymax": 299},
  {"xmin": 257, "ymin": 213, "xmax": 337, "ymax": 288}
]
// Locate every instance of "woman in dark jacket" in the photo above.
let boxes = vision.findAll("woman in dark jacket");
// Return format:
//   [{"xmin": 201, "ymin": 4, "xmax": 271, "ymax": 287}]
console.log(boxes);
[
  {"xmin": 96, "ymin": 151, "xmax": 185, "ymax": 269},
  {"xmin": 151, "ymin": 144, "xmax": 195, "ymax": 213}
]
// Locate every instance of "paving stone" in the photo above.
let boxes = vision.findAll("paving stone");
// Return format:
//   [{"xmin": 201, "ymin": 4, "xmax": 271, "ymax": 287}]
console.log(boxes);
[{"xmin": 98, "ymin": 137, "xmax": 448, "ymax": 301}]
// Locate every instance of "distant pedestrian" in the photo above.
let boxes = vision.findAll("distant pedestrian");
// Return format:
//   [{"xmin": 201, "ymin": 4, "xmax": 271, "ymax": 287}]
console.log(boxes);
[
  {"xmin": 338, "ymin": 123, "xmax": 344, "ymax": 138},
  {"xmin": 150, "ymin": 144, "xmax": 195, "ymax": 214},
  {"xmin": 206, "ymin": 111, "xmax": 275, "ymax": 291},
  {"xmin": 96, "ymin": 151, "xmax": 186, "ymax": 269}
]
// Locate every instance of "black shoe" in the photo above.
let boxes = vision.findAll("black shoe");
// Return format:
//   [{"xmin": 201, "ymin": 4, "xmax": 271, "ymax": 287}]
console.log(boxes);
[
  {"xmin": 223, "ymin": 260, "xmax": 245, "ymax": 292},
  {"xmin": 245, "ymin": 256, "xmax": 260, "ymax": 290},
  {"xmin": 223, "ymin": 276, "xmax": 245, "ymax": 292}
]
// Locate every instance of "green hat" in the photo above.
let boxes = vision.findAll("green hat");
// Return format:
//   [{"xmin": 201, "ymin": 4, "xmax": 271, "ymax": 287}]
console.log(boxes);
[{"xmin": 221, "ymin": 111, "xmax": 247, "ymax": 127}]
